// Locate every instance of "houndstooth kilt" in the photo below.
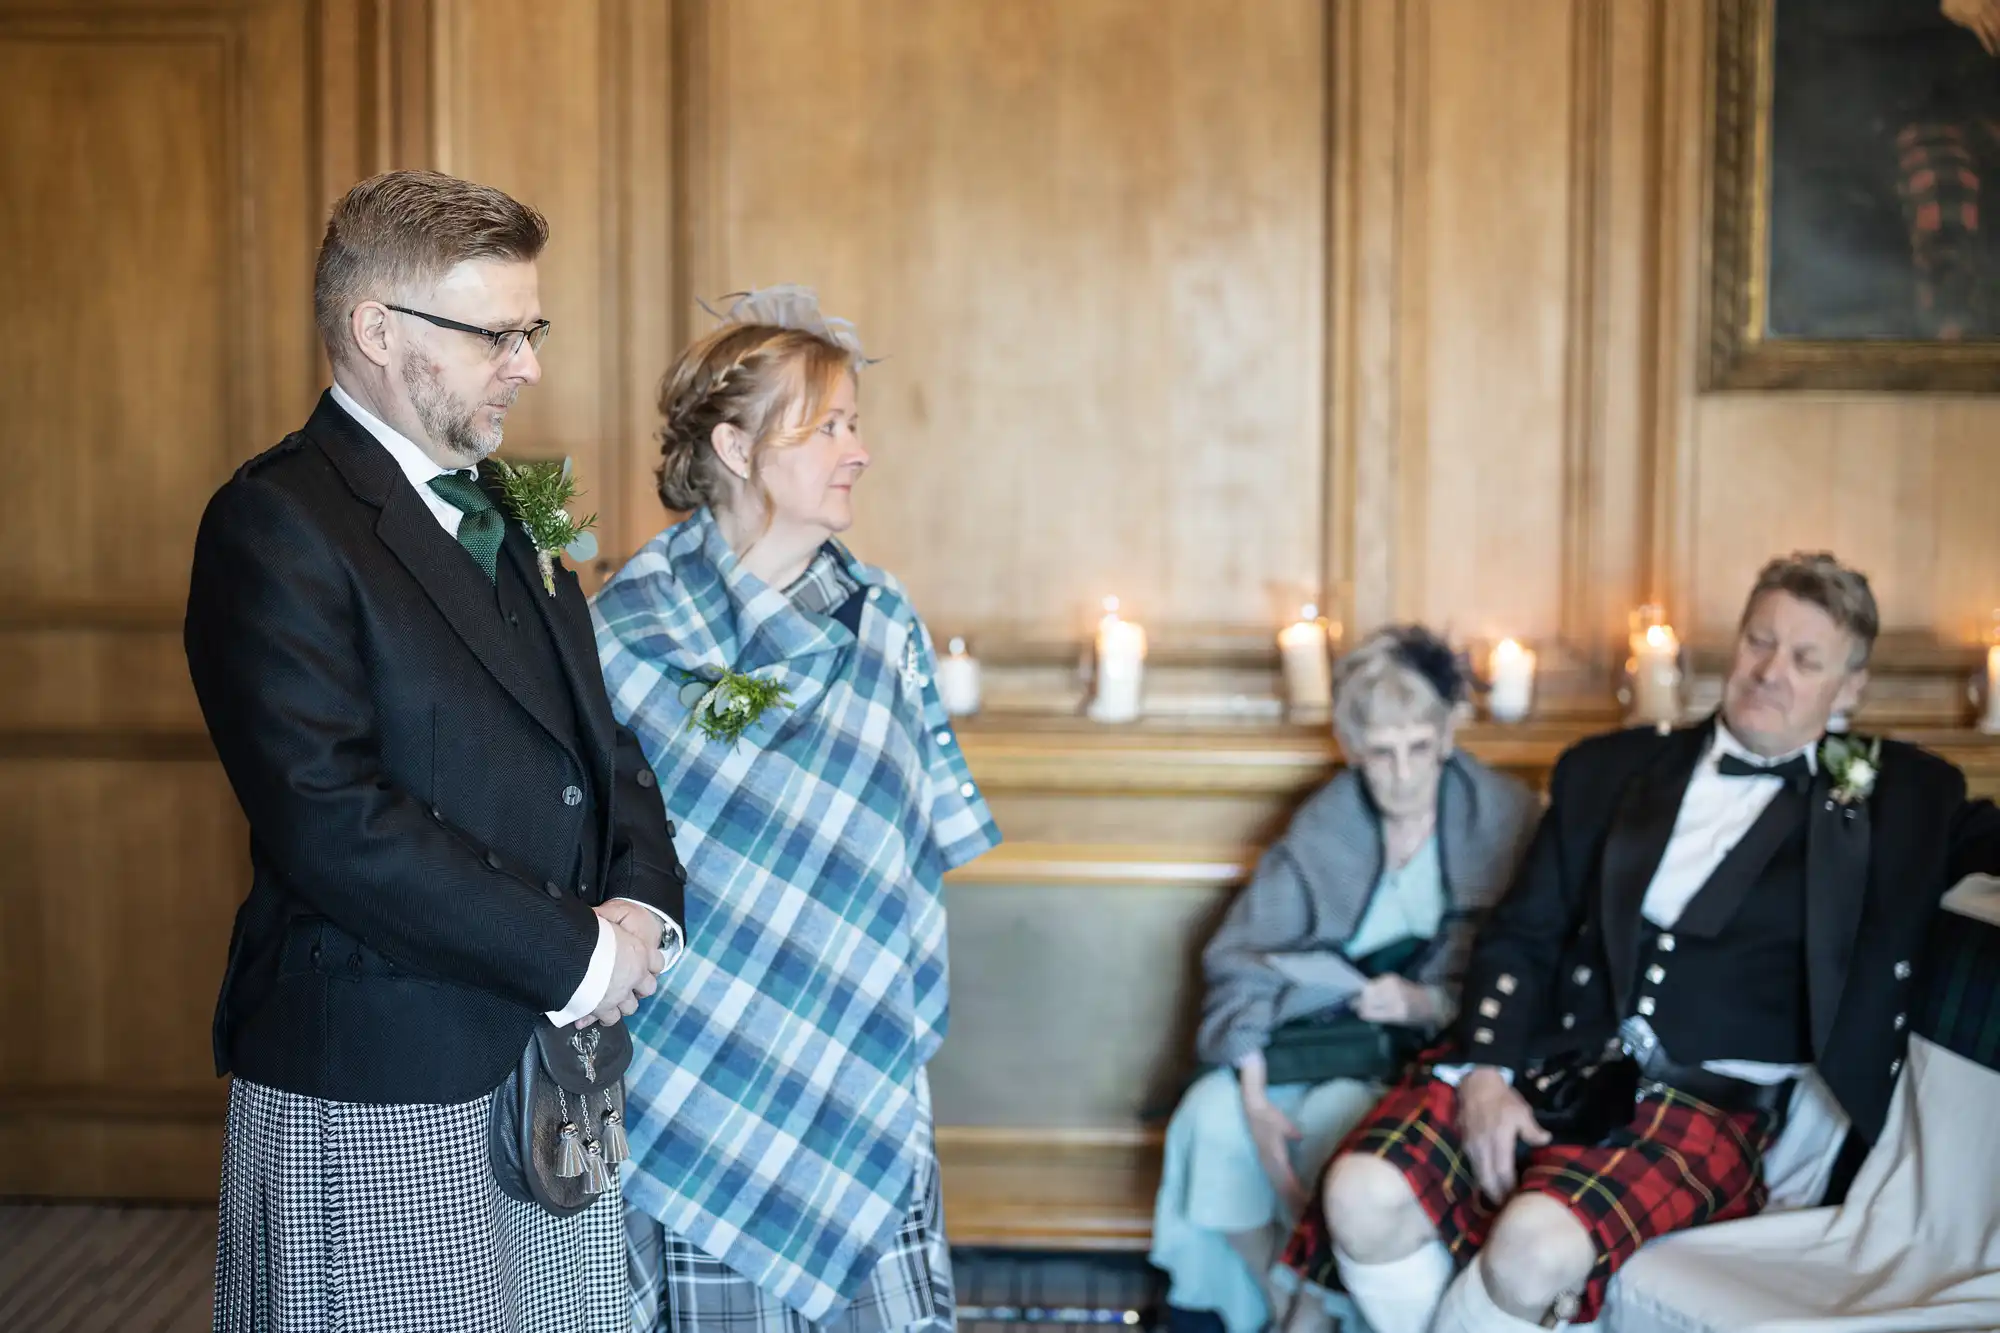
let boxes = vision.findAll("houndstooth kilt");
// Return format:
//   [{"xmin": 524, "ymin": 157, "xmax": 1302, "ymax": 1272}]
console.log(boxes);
[
  {"xmin": 213, "ymin": 1077, "xmax": 627, "ymax": 1333},
  {"xmin": 626, "ymin": 1108, "xmax": 953, "ymax": 1333},
  {"xmin": 1279, "ymin": 1066, "xmax": 1776, "ymax": 1325}
]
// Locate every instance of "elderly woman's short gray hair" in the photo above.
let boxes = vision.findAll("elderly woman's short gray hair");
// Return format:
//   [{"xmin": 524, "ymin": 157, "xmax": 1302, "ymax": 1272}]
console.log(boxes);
[{"xmin": 1332, "ymin": 627, "xmax": 1464, "ymax": 749}]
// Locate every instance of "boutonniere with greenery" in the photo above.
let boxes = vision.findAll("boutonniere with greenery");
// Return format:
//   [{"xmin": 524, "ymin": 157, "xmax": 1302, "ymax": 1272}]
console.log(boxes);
[
  {"xmin": 487, "ymin": 456, "xmax": 599, "ymax": 595},
  {"xmin": 677, "ymin": 669, "xmax": 794, "ymax": 748},
  {"xmin": 1820, "ymin": 734, "xmax": 1882, "ymax": 806}
]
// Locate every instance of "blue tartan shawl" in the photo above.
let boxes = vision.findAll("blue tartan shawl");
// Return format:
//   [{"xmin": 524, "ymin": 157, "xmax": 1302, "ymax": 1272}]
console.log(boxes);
[{"xmin": 591, "ymin": 508, "xmax": 1000, "ymax": 1318}]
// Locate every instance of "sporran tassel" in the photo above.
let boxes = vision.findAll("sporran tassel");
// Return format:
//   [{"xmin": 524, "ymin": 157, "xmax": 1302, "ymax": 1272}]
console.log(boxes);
[
  {"xmin": 581, "ymin": 1137, "xmax": 612, "ymax": 1194},
  {"xmin": 598, "ymin": 1092, "xmax": 629, "ymax": 1164},
  {"xmin": 555, "ymin": 1091, "xmax": 586, "ymax": 1179}
]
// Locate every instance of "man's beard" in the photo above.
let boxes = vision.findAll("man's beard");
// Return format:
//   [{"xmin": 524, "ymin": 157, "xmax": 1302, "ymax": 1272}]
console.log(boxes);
[{"xmin": 402, "ymin": 356, "xmax": 513, "ymax": 464}]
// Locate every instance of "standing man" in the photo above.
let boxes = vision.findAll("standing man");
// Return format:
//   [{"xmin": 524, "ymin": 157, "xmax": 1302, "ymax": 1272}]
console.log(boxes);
[
  {"xmin": 1280, "ymin": 552, "xmax": 2000, "ymax": 1331},
  {"xmin": 187, "ymin": 169, "xmax": 686, "ymax": 1332}
]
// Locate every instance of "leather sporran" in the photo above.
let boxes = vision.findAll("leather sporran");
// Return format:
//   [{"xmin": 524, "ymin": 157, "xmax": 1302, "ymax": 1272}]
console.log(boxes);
[
  {"xmin": 1517, "ymin": 1046, "xmax": 1640, "ymax": 1146},
  {"xmin": 488, "ymin": 1021, "xmax": 634, "ymax": 1218}
]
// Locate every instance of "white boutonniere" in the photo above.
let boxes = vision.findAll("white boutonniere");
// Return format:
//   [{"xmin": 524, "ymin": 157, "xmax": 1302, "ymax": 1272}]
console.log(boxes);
[
  {"xmin": 487, "ymin": 456, "xmax": 599, "ymax": 595},
  {"xmin": 1820, "ymin": 734, "xmax": 1881, "ymax": 805},
  {"xmin": 676, "ymin": 669, "xmax": 794, "ymax": 748}
]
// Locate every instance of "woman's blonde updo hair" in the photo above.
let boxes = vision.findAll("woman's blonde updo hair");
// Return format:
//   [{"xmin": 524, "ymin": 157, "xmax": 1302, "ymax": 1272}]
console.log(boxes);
[{"xmin": 655, "ymin": 289, "xmax": 867, "ymax": 515}]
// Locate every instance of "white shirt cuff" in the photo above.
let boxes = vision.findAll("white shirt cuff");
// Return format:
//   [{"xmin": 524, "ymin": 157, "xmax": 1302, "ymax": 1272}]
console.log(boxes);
[
  {"xmin": 545, "ymin": 917, "xmax": 619, "ymax": 1026},
  {"xmin": 1430, "ymin": 1062, "xmax": 1514, "ymax": 1088},
  {"xmin": 610, "ymin": 898, "xmax": 687, "ymax": 975}
]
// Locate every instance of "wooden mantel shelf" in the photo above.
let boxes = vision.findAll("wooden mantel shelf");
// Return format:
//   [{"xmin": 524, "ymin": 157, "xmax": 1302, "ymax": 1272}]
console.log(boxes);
[{"xmin": 951, "ymin": 715, "xmax": 2000, "ymax": 798}]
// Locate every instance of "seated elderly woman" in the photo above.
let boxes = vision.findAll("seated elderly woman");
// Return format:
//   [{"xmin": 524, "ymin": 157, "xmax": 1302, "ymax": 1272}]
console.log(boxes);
[{"xmin": 1149, "ymin": 628, "xmax": 1541, "ymax": 1333}]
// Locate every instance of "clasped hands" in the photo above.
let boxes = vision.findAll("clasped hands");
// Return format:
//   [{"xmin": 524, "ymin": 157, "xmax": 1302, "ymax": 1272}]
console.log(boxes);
[{"xmin": 574, "ymin": 899, "xmax": 671, "ymax": 1029}]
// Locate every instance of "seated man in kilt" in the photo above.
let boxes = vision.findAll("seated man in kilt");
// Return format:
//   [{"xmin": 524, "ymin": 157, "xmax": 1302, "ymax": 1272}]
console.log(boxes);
[{"xmin": 1277, "ymin": 552, "xmax": 2000, "ymax": 1332}]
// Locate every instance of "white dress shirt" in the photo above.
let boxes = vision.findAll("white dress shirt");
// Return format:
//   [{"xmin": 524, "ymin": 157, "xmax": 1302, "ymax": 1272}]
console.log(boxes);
[
  {"xmin": 1639, "ymin": 722, "xmax": 1849, "ymax": 1207},
  {"xmin": 1640, "ymin": 723, "xmax": 1813, "ymax": 937},
  {"xmin": 329, "ymin": 381, "xmax": 680, "ymax": 1026},
  {"xmin": 1438, "ymin": 726, "xmax": 1813, "ymax": 1088},
  {"xmin": 1634, "ymin": 721, "xmax": 1812, "ymax": 1084}
]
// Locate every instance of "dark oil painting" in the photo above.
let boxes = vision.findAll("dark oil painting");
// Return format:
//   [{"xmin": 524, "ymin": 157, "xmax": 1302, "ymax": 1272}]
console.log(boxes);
[{"xmin": 1708, "ymin": 0, "xmax": 2000, "ymax": 389}]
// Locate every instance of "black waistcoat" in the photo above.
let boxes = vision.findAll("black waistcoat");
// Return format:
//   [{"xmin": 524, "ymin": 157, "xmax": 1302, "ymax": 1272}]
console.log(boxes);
[
  {"xmin": 1635, "ymin": 785, "xmax": 1814, "ymax": 1065},
  {"xmin": 493, "ymin": 547, "xmax": 601, "ymax": 895}
]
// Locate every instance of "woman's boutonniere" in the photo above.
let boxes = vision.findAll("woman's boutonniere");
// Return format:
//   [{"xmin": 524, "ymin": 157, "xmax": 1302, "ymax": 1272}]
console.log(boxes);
[
  {"xmin": 487, "ymin": 456, "xmax": 599, "ymax": 595},
  {"xmin": 678, "ymin": 670, "xmax": 793, "ymax": 748},
  {"xmin": 1821, "ymin": 733, "xmax": 1882, "ymax": 805}
]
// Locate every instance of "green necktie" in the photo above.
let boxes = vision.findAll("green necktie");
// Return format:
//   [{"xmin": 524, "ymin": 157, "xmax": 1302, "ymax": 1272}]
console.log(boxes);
[{"xmin": 427, "ymin": 471, "xmax": 504, "ymax": 582}]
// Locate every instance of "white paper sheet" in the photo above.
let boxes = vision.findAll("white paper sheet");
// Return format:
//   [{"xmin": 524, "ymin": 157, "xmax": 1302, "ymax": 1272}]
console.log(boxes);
[{"xmin": 1264, "ymin": 950, "xmax": 1370, "ymax": 1005}]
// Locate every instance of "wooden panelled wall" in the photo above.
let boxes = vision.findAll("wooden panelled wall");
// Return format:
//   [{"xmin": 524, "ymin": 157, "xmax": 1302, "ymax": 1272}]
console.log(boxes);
[
  {"xmin": 6, "ymin": 0, "xmax": 2000, "ymax": 1231},
  {"xmin": 1, "ymin": 0, "xmax": 322, "ymax": 1198}
]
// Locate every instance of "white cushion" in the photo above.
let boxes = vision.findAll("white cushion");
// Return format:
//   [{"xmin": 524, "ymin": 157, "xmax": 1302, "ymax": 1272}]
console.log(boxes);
[{"xmin": 1605, "ymin": 886, "xmax": 2000, "ymax": 1333}]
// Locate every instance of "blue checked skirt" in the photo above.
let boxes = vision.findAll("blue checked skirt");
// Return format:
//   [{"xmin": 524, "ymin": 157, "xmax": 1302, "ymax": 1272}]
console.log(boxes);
[{"xmin": 213, "ymin": 1078, "xmax": 627, "ymax": 1332}]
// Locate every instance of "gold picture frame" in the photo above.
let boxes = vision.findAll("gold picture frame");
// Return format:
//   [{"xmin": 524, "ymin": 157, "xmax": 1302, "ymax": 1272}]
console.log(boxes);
[{"xmin": 1704, "ymin": 0, "xmax": 2000, "ymax": 391}]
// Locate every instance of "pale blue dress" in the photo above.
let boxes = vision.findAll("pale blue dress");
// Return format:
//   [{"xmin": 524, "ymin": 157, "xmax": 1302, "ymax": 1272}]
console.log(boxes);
[{"xmin": 1149, "ymin": 838, "xmax": 1445, "ymax": 1333}]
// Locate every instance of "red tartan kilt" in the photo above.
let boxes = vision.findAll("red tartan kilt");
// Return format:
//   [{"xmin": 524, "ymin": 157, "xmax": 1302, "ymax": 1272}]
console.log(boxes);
[{"xmin": 1279, "ymin": 1066, "xmax": 1774, "ymax": 1326}]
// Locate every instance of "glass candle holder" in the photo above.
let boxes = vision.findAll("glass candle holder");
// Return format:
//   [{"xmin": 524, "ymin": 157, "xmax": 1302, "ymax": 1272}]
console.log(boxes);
[{"xmin": 1623, "ymin": 605, "xmax": 1683, "ymax": 731}]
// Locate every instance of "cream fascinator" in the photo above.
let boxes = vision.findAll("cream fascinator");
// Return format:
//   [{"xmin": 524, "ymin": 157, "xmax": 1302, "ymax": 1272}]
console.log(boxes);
[{"xmin": 700, "ymin": 285, "xmax": 877, "ymax": 365}]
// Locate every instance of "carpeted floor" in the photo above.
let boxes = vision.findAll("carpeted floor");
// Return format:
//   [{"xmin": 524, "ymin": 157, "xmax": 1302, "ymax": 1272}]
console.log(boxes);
[{"xmin": 0, "ymin": 1204, "xmax": 1167, "ymax": 1332}]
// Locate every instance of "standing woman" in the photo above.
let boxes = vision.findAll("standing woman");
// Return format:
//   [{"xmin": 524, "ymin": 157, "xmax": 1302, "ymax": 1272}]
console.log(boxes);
[{"xmin": 594, "ymin": 288, "xmax": 1000, "ymax": 1333}]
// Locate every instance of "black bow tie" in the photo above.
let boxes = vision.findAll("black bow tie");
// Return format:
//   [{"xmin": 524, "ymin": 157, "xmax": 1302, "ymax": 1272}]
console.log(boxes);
[{"xmin": 1716, "ymin": 752, "xmax": 1813, "ymax": 789}]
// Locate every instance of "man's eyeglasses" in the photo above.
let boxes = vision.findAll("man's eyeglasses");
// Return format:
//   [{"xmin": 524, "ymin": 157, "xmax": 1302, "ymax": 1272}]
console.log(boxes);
[{"xmin": 385, "ymin": 304, "xmax": 551, "ymax": 360}]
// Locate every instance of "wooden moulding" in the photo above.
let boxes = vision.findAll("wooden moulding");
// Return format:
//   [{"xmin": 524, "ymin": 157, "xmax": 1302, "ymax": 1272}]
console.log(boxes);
[
  {"xmin": 952, "ymin": 716, "xmax": 2000, "ymax": 800},
  {"xmin": 934, "ymin": 1126, "xmax": 1162, "ymax": 1252}
]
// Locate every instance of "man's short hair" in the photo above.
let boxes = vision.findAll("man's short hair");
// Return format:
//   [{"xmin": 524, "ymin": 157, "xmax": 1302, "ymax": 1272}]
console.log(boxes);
[
  {"xmin": 312, "ymin": 169, "xmax": 548, "ymax": 365},
  {"xmin": 1740, "ymin": 551, "xmax": 1880, "ymax": 669}
]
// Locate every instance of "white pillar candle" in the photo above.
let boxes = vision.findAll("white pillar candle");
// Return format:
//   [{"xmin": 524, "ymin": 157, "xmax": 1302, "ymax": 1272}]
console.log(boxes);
[
  {"xmin": 1277, "ymin": 605, "xmax": 1334, "ymax": 715},
  {"xmin": 1487, "ymin": 638, "xmax": 1536, "ymax": 723},
  {"xmin": 1630, "ymin": 622, "xmax": 1682, "ymax": 727},
  {"xmin": 936, "ymin": 637, "xmax": 982, "ymax": 717},
  {"xmin": 1982, "ymin": 644, "xmax": 2000, "ymax": 734},
  {"xmin": 1087, "ymin": 596, "xmax": 1148, "ymax": 724}
]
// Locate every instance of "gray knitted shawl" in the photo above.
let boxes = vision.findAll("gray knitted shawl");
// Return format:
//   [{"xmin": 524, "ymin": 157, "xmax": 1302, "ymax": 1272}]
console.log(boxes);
[{"xmin": 1196, "ymin": 751, "xmax": 1541, "ymax": 1067}]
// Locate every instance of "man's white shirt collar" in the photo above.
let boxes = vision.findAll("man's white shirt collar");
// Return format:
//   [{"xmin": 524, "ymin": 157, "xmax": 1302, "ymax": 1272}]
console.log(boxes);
[
  {"xmin": 329, "ymin": 382, "xmax": 476, "ymax": 539},
  {"xmin": 330, "ymin": 381, "xmax": 466, "ymax": 486},
  {"xmin": 1709, "ymin": 718, "xmax": 1818, "ymax": 776}
]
